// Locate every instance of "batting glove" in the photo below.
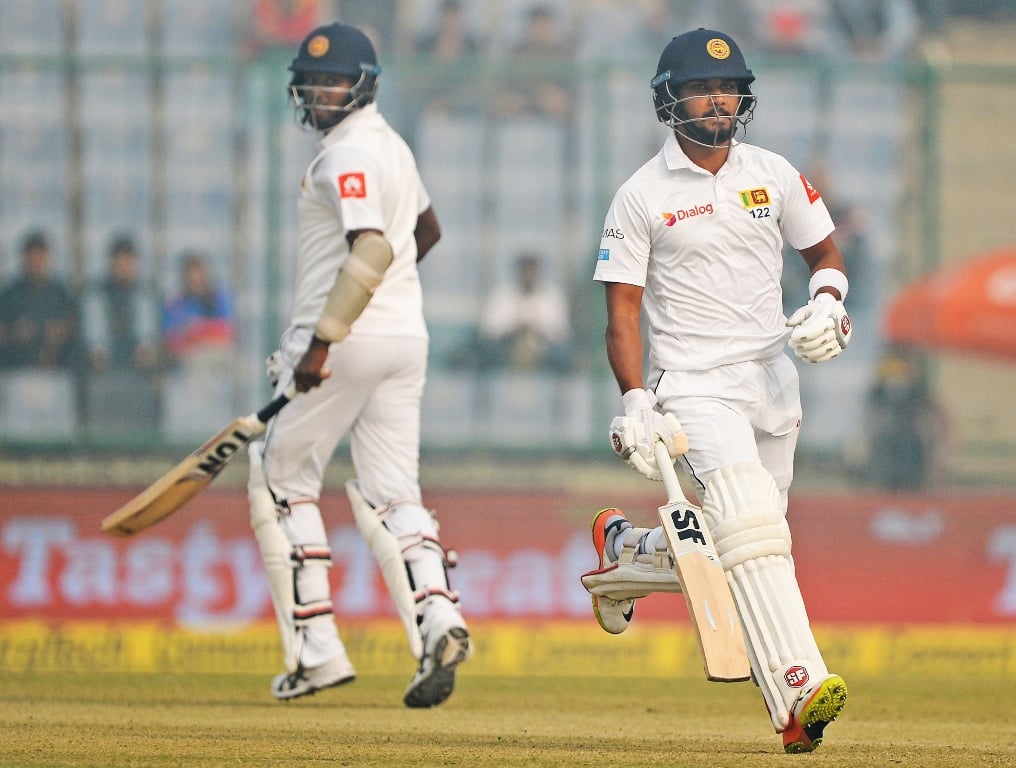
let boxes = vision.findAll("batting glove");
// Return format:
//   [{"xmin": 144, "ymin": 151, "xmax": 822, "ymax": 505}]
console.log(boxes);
[
  {"xmin": 786, "ymin": 293, "xmax": 852, "ymax": 364},
  {"xmin": 265, "ymin": 350, "xmax": 286, "ymax": 388},
  {"xmin": 609, "ymin": 389, "xmax": 688, "ymax": 481}
]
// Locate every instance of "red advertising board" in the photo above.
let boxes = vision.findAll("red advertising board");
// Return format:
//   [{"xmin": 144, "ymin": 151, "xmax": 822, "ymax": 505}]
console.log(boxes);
[{"xmin": 2, "ymin": 486, "xmax": 1015, "ymax": 626}]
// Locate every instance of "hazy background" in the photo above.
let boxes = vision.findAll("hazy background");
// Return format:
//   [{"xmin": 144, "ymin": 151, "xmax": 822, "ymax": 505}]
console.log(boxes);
[{"xmin": 0, "ymin": 0, "xmax": 1013, "ymax": 493}]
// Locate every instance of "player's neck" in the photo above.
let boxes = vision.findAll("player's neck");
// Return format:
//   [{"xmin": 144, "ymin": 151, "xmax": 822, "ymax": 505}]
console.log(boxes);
[{"xmin": 676, "ymin": 133, "xmax": 730, "ymax": 175}]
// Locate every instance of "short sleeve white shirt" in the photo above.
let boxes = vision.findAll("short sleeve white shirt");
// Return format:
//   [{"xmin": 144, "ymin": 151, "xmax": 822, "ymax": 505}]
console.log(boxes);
[
  {"xmin": 593, "ymin": 134, "xmax": 834, "ymax": 372},
  {"xmin": 289, "ymin": 103, "xmax": 431, "ymax": 339}
]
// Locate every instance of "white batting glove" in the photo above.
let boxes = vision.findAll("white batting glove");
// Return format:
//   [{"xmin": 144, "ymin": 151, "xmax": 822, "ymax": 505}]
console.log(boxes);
[
  {"xmin": 265, "ymin": 349, "xmax": 286, "ymax": 387},
  {"xmin": 786, "ymin": 293, "xmax": 853, "ymax": 363},
  {"xmin": 609, "ymin": 389, "xmax": 688, "ymax": 481}
]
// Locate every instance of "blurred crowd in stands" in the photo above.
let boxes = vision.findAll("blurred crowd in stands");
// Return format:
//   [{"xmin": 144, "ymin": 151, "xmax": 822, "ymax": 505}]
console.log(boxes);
[
  {"xmin": 0, "ymin": 229, "xmax": 235, "ymax": 375},
  {"xmin": 0, "ymin": 0, "xmax": 1006, "ymax": 470}
]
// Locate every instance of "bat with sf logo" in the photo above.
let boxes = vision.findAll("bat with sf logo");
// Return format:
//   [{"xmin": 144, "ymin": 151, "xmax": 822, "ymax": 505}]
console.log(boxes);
[{"xmin": 654, "ymin": 441, "xmax": 751, "ymax": 682}]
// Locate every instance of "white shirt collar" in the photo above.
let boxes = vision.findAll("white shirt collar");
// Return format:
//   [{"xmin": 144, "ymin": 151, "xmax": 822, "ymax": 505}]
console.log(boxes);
[
  {"xmin": 662, "ymin": 132, "xmax": 742, "ymax": 174},
  {"xmin": 318, "ymin": 102, "xmax": 380, "ymax": 148}
]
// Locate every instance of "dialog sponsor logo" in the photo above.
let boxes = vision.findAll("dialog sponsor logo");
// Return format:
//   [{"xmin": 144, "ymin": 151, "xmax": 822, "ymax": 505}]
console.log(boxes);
[{"xmin": 661, "ymin": 203, "xmax": 714, "ymax": 226}]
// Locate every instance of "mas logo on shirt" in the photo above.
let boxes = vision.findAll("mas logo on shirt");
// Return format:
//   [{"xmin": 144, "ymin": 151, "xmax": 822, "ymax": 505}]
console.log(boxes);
[
  {"xmin": 338, "ymin": 172, "xmax": 367, "ymax": 198},
  {"xmin": 800, "ymin": 174, "xmax": 821, "ymax": 204},
  {"xmin": 739, "ymin": 187, "xmax": 770, "ymax": 208}
]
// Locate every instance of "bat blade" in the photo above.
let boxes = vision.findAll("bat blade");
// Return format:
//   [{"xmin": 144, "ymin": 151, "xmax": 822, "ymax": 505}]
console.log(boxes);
[
  {"xmin": 100, "ymin": 416, "xmax": 261, "ymax": 537},
  {"xmin": 101, "ymin": 386, "xmax": 296, "ymax": 537},
  {"xmin": 658, "ymin": 497, "xmax": 751, "ymax": 682}
]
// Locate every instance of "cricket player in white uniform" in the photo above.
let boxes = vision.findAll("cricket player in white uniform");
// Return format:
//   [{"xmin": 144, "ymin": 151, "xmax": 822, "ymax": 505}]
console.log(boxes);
[
  {"xmin": 247, "ymin": 22, "xmax": 471, "ymax": 708},
  {"xmin": 582, "ymin": 28, "xmax": 850, "ymax": 752}
]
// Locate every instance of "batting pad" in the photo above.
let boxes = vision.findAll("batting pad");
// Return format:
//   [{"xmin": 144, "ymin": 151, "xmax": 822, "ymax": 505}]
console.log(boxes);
[
  {"xmin": 703, "ymin": 463, "xmax": 828, "ymax": 732},
  {"xmin": 346, "ymin": 481, "xmax": 424, "ymax": 659},
  {"xmin": 248, "ymin": 443, "xmax": 297, "ymax": 672}
]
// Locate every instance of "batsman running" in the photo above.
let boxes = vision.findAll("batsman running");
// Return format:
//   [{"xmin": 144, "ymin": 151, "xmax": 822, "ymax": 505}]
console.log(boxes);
[
  {"xmin": 581, "ymin": 28, "xmax": 850, "ymax": 753},
  {"xmin": 247, "ymin": 22, "xmax": 470, "ymax": 708}
]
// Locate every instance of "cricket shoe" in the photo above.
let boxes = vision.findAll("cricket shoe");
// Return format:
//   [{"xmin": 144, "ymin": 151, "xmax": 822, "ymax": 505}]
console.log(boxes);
[
  {"xmin": 271, "ymin": 653, "xmax": 356, "ymax": 700},
  {"xmin": 782, "ymin": 673, "xmax": 848, "ymax": 753},
  {"xmin": 580, "ymin": 508, "xmax": 682, "ymax": 635},
  {"xmin": 403, "ymin": 607, "xmax": 473, "ymax": 708}
]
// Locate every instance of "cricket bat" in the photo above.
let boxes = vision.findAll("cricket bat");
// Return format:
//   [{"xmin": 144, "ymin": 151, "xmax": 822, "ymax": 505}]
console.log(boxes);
[
  {"xmin": 654, "ymin": 441, "xmax": 751, "ymax": 682},
  {"xmin": 100, "ymin": 385, "xmax": 297, "ymax": 537}
]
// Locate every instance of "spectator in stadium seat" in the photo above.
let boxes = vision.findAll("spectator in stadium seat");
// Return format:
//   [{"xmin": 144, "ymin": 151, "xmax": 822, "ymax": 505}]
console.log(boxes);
[
  {"xmin": 0, "ymin": 230, "xmax": 80, "ymax": 370},
  {"xmin": 864, "ymin": 345, "xmax": 949, "ymax": 490},
  {"xmin": 82, "ymin": 234, "xmax": 161, "ymax": 372},
  {"xmin": 491, "ymin": 3, "xmax": 574, "ymax": 120},
  {"xmin": 247, "ymin": 0, "xmax": 325, "ymax": 53},
  {"xmin": 410, "ymin": 0, "xmax": 488, "ymax": 121},
  {"xmin": 161, "ymin": 250, "xmax": 236, "ymax": 364},
  {"xmin": 476, "ymin": 252, "xmax": 573, "ymax": 372}
]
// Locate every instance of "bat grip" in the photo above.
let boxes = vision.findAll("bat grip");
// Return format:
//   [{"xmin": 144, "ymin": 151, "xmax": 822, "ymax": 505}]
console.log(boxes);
[
  {"xmin": 255, "ymin": 383, "xmax": 297, "ymax": 425},
  {"xmin": 654, "ymin": 440, "xmax": 684, "ymax": 504}
]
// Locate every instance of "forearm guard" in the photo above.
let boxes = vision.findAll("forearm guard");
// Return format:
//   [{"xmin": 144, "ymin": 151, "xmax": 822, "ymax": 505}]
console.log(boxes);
[{"xmin": 315, "ymin": 231, "xmax": 394, "ymax": 342}]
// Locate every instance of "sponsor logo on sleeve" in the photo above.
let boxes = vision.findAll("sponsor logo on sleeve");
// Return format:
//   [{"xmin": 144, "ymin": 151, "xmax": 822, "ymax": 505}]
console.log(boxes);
[
  {"xmin": 597, "ymin": 248, "xmax": 610, "ymax": 261},
  {"xmin": 800, "ymin": 174, "xmax": 821, "ymax": 204},
  {"xmin": 602, "ymin": 227, "xmax": 624, "ymax": 239},
  {"xmin": 338, "ymin": 172, "xmax": 367, "ymax": 198}
]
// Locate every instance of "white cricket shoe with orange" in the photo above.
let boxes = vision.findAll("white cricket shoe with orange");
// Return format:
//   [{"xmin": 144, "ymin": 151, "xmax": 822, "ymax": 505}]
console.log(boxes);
[{"xmin": 580, "ymin": 508, "xmax": 681, "ymax": 634}]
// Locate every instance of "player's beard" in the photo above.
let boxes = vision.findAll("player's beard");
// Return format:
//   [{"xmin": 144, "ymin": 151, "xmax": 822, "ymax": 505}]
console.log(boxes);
[
  {"xmin": 675, "ymin": 106, "xmax": 736, "ymax": 147},
  {"xmin": 674, "ymin": 97, "xmax": 739, "ymax": 147},
  {"xmin": 306, "ymin": 105, "xmax": 347, "ymax": 132}
]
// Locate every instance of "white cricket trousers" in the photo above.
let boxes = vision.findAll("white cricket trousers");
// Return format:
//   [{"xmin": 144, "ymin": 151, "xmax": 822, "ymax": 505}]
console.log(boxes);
[
  {"xmin": 263, "ymin": 330, "xmax": 427, "ymax": 507},
  {"xmin": 654, "ymin": 352, "xmax": 802, "ymax": 513}
]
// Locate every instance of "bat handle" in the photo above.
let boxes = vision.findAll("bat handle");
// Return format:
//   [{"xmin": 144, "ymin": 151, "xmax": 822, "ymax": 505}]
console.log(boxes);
[
  {"xmin": 255, "ymin": 383, "xmax": 297, "ymax": 425},
  {"xmin": 654, "ymin": 440, "xmax": 684, "ymax": 504}
]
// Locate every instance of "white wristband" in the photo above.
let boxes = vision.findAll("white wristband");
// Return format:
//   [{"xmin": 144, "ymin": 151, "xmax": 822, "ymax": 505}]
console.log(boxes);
[
  {"xmin": 808, "ymin": 268, "xmax": 849, "ymax": 301},
  {"xmin": 621, "ymin": 388, "xmax": 652, "ymax": 412}
]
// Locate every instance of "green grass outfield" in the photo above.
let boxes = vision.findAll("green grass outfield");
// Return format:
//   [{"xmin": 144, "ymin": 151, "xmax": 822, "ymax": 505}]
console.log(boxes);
[
  {"xmin": 1, "ymin": 621, "xmax": 1014, "ymax": 767},
  {"xmin": 1, "ymin": 669, "xmax": 1013, "ymax": 767}
]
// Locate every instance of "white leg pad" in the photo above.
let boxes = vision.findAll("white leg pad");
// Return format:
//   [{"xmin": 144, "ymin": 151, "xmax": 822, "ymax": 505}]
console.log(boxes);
[
  {"xmin": 703, "ymin": 463, "xmax": 828, "ymax": 732},
  {"xmin": 274, "ymin": 499, "xmax": 339, "ymax": 670},
  {"xmin": 346, "ymin": 480, "xmax": 424, "ymax": 659},
  {"xmin": 248, "ymin": 442, "xmax": 299, "ymax": 672},
  {"xmin": 382, "ymin": 500, "xmax": 463, "ymax": 630}
]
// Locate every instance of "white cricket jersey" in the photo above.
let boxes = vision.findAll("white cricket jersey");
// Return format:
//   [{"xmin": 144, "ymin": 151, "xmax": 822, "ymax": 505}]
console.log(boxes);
[
  {"xmin": 594, "ymin": 134, "xmax": 834, "ymax": 372},
  {"xmin": 289, "ymin": 102, "xmax": 430, "ymax": 340}
]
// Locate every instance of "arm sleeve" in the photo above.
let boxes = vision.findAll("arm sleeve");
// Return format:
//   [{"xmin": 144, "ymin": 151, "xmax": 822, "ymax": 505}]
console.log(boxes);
[
  {"xmin": 415, "ymin": 167, "xmax": 431, "ymax": 216},
  {"xmin": 593, "ymin": 182, "xmax": 651, "ymax": 287},
  {"xmin": 315, "ymin": 147, "xmax": 386, "ymax": 234},
  {"xmin": 779, "ymin": 162, "xmax": 836, "ymax": 252}
]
